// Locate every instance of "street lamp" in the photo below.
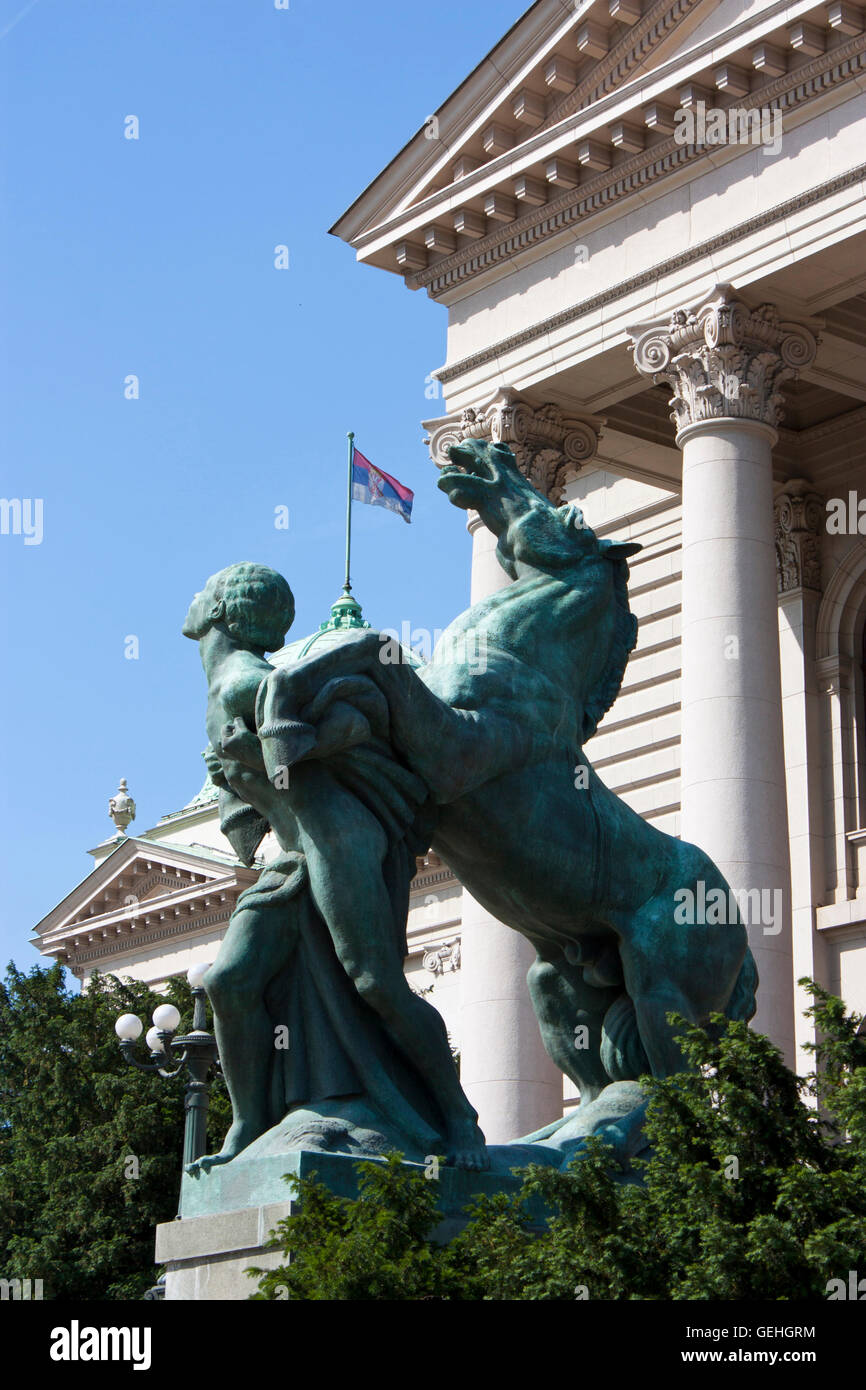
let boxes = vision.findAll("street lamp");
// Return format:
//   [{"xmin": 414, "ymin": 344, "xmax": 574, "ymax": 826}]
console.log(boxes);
[{"xmin": 114, "ymin": 965, "xmax": 219, "ymax": 1170}]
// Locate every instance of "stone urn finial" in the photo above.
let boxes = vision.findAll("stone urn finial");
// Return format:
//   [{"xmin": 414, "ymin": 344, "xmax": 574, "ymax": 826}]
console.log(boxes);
[{"xmin": 109, "ymin": 778, "xmax": 136, "ymax": 834}]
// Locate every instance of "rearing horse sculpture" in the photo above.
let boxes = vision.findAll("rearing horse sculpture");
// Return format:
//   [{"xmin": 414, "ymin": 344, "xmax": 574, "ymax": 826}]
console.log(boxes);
[{"xmin": 259, "ymin": 439, "xmax": 758, "ymax": 1161}]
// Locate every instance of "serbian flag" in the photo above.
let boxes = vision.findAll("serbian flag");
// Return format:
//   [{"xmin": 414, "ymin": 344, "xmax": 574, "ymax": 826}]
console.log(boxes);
[{"xmin": 351, "ymin": 446, "xmax": 414, "ymax": 524}]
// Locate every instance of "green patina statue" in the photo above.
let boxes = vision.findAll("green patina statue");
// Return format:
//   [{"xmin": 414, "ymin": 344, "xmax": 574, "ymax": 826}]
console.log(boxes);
[
  {"xmin": 183, "ymin": 439, "xmax": 757, "ymax": 1177},
  {"xmin": 247, "ymin": 439, "xmax": 758, "ymax": 1166},
  {"xmin": 182, "ymin": 564, "xmax": 487, "ymax": 1171}
]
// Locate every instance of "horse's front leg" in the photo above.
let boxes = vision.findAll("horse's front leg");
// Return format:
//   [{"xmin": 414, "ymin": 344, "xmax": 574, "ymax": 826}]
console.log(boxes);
[{"xmin": 257, "ymin": 633, "xmax": 555, "ymax": 804}]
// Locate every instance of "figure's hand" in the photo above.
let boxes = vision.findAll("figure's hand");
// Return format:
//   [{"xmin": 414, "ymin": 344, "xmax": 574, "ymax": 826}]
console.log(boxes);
[
  {"xmin": 219, "ymin": 718, "xmax": 266, "ymax": 772},
  {"xmin": 301, "ymin": 675, "xmax": 389, "ymax": 740},
  {"xmin": 262, "ymin": 629, "xmax": 384, "ymax": 712},
  {"xmin": 203, "ymin": 744, "xmax": 229, "ymax": 789}
]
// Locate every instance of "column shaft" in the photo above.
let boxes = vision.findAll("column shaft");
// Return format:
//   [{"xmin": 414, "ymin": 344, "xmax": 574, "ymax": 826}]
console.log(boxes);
[
  {"xmin": 629, "ymin": 287, "xmax": 820, "ymax": 1063},
  {"xmin": 679, "ymin": 419, "xmax": 794, "ymax": 1058}
]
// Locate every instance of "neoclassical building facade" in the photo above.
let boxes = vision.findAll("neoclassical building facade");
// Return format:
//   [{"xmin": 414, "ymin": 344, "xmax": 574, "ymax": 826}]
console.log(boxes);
[{"xmin": 34, "ymin": 0, "xmax": 866, "ymax": 1148}]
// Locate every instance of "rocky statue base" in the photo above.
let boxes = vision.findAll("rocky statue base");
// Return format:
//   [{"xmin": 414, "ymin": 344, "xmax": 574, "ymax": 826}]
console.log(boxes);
[{"xmin": 156, "ymin": 1083, "xmax": 647, "ymax": 1300}]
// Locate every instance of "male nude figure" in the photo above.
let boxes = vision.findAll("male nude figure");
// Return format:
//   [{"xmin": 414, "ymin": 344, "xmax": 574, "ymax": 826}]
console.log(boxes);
[{"xmin": 182, "ymin": 562, "xmax": 488, "ymax": 1170}]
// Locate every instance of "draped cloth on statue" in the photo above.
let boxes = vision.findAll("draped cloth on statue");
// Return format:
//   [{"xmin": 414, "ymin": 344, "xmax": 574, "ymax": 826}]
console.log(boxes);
[{"xmin": 228, "ymin": 743, "xmax": 445, "ymax": 1156}]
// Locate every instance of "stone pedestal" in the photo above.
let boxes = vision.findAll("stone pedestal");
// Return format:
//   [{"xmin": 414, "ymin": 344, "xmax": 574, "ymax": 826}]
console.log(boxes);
[
  {"xmin": 156, "ymin": 1199, "xmax": 293, "ymax": 1301},
  {"xmin": 156, "ymin": 1147, "xmax": 553, "ymax": 1300},
  {"xmin": 154, "ymin": 1075, "xmax": 654, "ymax": 1298}
]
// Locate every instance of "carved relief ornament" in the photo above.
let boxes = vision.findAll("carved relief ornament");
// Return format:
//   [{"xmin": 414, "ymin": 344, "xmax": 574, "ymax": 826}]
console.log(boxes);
[
  {"xmin": 630, "ymin": 286, "xmax": 819, "ymax": 434},
  {"xmin": 424, "ymin": 387, "xmax": 602, "ymax": 502}
]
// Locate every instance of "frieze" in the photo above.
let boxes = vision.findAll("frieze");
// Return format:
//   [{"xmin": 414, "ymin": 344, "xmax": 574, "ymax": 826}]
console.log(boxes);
[
  {"xmin": 545, "ymin": 0, "xmax": 703, "ymax": 128},
  {"xmin": 433, "ymin": 164, "xmax": 866, "ymax": 386}
]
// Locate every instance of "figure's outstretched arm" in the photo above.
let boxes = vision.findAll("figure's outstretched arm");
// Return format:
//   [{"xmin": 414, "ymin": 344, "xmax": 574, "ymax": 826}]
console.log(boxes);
[{"xmin": 255, "ymin": 640, "xmax": 558, "ymax": 805}]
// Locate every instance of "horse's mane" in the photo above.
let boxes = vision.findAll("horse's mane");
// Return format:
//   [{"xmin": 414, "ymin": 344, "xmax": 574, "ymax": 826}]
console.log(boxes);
[
  {"xmin": 549, "ymin": 503, "xmax": 640, "ymax": 741},
  {"xmin": 580, "ymin": 555, "xmax": 639, "ymax": 743}
]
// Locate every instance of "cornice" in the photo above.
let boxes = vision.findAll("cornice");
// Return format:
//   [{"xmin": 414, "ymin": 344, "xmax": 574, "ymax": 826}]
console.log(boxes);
[
  {"xmin": 350, "ymin": 0, "xmax": 822, "ymax": 257},
  {"xmin": 796, "ymin": 403, "xmax": 866, "ymax": 443},
  {"xmin": 55, "ymin": 870, "xmax": 244, "ymax": 935},
  {"xmin": 33, "ymin": 836, "xmax": 246, "ymax": 940},
  {"xmin": 331, "ymin": 0, "xmax": 579, "ymax": 241},
  {"xmin": 409, "ymin": 36, "xmax": 866, "ymax": 300},
  {"xmin": 544, "ymin": 0, "xmax": 827, "ymax": 128},
  {"xmin": 33, "ymin": 837, "xmax": 255, "ymax": 946},
  {"xmin": 545, "ymin": 0, "xmax": 703, "ymax": 128},
  {"xmin": 63, "ymin": 909, "xmax": 234, "ymax": 970},
  {"xmin": 411, "ymin": 867, "xmax": 459, "ymax": 894},
  {"xmin": 434, "ymin": 161, "xmax": 866, "ymax": 386}
]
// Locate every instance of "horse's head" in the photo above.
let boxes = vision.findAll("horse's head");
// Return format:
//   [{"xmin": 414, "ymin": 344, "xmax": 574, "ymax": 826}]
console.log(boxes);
[
  {"xmin": 439, "ymin": 438, "xmax": 540, "ymax": 525},
  {"xmin": 439, "ymin": 437, "xmax": 643, "ymax": 740},
  {"xmin": 439, "ymin": 438, "xmax": 641, "ymax": 579}
]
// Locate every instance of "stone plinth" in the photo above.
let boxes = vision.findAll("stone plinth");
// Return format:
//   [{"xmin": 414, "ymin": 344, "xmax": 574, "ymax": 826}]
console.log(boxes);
[
  {"xmin": 156, "ymin": 1148, "xmax": 553, "ymax": 1301},
  {"xmin": 156, "ymin": 1197, "xmax": 294, "ymax": 1301},
  {"xmin": 155, "ymin": 1081, "xmax": 650, "ymax": 1299}
]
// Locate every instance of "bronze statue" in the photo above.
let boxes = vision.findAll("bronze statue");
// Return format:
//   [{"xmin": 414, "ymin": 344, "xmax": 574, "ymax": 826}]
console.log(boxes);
[
  {"xmin": 183, "ymin": 439, "xmax": 756, "ymax": 1176},
  {"xmin": 182, "ymin": 564, "xmax": 487, "ymax": 1171}
]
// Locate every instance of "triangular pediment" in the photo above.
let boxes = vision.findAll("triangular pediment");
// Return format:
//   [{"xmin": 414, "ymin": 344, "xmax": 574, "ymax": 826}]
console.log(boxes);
[
  {"xmin": 387, "ymin": 0, "xmax": 722, "ymax": 220},
  {"xmin": 31, "ymin": 838, "xmax": 254, "ymax": 947},
  {"xmin": 135, "ymin": 871, "xmax": 195, "ymax": 903},
  {"xmin": 332, "ymin": 0, "xmax": 863, "ymax": 297}
]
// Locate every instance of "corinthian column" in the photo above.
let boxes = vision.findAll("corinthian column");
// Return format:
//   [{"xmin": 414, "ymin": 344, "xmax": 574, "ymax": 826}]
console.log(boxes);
[
  {"xmin": 629, "ymin": 286, "xmax": 819, "ymax": 1062},
  {"xmin": 424, "ymin": 388, "xmax": 602, "ymax": 1141}
]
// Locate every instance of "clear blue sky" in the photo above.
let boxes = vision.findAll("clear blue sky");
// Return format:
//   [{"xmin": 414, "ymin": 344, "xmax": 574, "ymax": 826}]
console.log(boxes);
[{"xmin": 0, "ymin": 0, "xmax": 529, "ymax": 969}]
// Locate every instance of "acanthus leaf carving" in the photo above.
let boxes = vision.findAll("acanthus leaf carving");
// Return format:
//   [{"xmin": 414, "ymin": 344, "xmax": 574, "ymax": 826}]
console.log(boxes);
[
  {"xmin": 423, "ymin": 388, "xmax": 602, "ymax": 502},
  {"xmin": 630, "ymin": 286, "xmax": 820, "ymax": 433},
  {"xmin": 774, "ymin": 479, "xmax": 824, "ymax": 594}
]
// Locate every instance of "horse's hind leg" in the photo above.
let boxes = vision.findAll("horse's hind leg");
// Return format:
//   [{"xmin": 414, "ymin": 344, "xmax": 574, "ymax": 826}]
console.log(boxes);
[
  {"xmin": 526, "ymin": 943, "xmax": 619, "ymax": 1106},
  {"xmin": 619, "ymin": 853, "xmax": 749, "ymax": 1084},
  {"xmin": 594, "ymin": 875, "xmax": 745, "ymax": 1163},
  {"xmin": 561, "ymin": 876, "xmax": 716, "ymax": 1164}
]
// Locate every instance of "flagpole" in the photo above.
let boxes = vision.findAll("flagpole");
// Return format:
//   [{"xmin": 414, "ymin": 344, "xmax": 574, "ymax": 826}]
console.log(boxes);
[{"xmin": 344, "ymin": 431, "xmax": 354, "ymax": 595}]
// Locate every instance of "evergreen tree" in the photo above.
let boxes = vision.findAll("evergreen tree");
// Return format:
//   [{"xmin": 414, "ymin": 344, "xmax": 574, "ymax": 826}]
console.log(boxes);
[
  {"xmin": 0, "ymin": 961, "xmax": 230, "ymax": 1300},
  {"xmin": 251, "ymin": 981, "xmax": 866, "ymax": 1301}
]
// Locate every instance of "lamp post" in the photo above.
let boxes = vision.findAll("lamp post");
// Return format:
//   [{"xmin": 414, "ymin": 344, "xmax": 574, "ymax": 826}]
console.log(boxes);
[{"xmin": 114, "ymin": 962, "xmax": 219, "ymax": 1170}]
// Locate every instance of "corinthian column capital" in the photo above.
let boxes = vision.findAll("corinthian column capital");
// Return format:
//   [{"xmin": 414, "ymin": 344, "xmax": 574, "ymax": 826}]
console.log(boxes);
[
  {"xmin": 423, "ymin": 387, "xmax": 603, "ymax": 502},
  {"xmin": 629, "ymin": 285, "xmax": 820, "ymax": 435}
]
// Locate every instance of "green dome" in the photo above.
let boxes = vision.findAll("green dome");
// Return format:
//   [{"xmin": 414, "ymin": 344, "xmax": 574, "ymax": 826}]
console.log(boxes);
[{"xmin": 270, "ymin": 590, "xmax": 422, "ymax": 669}]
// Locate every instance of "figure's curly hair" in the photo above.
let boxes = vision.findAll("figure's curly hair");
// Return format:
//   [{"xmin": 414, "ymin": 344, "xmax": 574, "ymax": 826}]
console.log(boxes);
[{"xmin": 209, "ymin": 563, "xmax": 295, "ymax": 652}]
